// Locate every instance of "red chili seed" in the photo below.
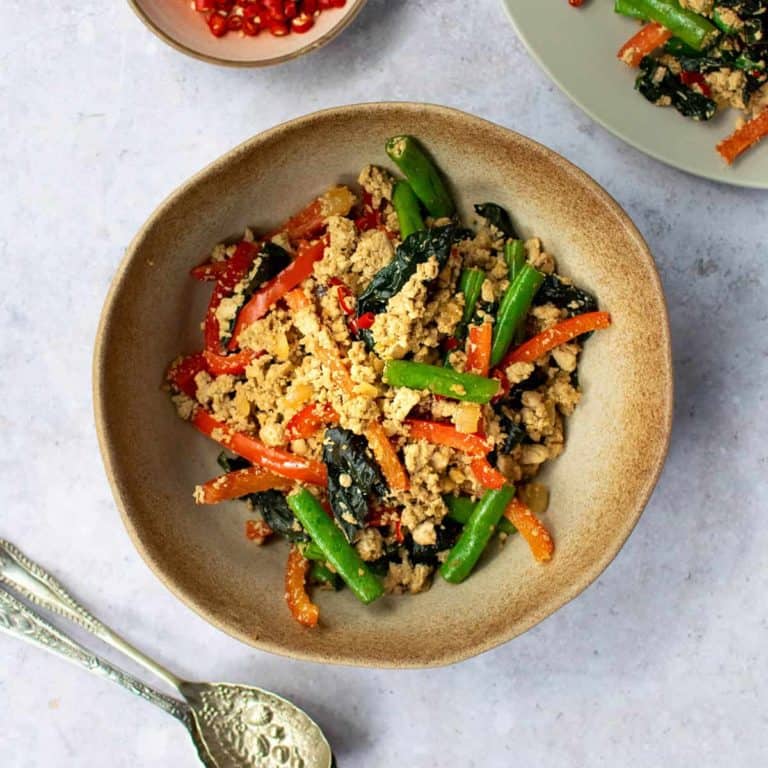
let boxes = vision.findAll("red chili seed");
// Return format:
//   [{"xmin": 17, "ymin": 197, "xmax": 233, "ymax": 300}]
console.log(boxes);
[
  {"xmin": 284, "ymin": 0, "xmax": 299, "ymax": 19},
  {"xmin": 243, "ymin": 17, "xmax": 260, "ymax": 34},
  {"xmin": 356, "ymin": 312, "xmax": 375, "ymax": 330},
  {"xmin": 292, "ymin": 12, "xmax": 314, "ymax": 31}
]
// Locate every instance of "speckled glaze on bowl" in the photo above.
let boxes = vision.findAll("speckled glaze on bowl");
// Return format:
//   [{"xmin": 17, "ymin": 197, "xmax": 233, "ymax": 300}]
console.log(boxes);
[
  {"xmin": 94, "ymin": 103, "xmax": 673, "ymax": 668},
  {"xmin": 127, "ymin": 0, "xmax": 366, "ymax": 67}
]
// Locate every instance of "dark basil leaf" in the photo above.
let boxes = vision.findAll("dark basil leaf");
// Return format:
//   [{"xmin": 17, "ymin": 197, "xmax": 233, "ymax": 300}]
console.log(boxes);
[
  {"xmin": 473, "ymin": 203, "xmax": 518, "ymax": 239},
  {"xmin": 716, "ymin": 0, "xmax": 767, "ymax": 16},
  {"xmin": 357, "ymin": 225, "xmax": 471, "ymax": 317},
  {"xmin": 221, "ymin": 242, "xmax": 292, "ymax": 342},
  {"xmin": 497, "ymin": 414, "xmax": 528, "ymax": 454},
  {"xmin": 216, "ymin": 451, "xmax": 251, "ymax": 473},
  {"xmin": 409, "ymin": 518, "xmax": 463, "ymax": 566},
  {"xmin": 635, "ymin": 57, "xmax": 716, "ymax": 121},
  {"xmin": 534, "ymin": 274, "xmax": 598, "ymax": 316},
  {"xmin": 249, "ymin": 490, "xmax": 308, "ymax": 542},
  {"xmin": 322, "ymin": 427, "xmax": 390, "ymax": 541}
]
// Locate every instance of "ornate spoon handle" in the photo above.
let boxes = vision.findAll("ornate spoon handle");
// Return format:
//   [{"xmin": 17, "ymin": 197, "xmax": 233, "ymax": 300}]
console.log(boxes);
[
  {"xmin": 0, "ymin": 539, "xmax": 182, "ymax": 690},
  {"xmin": 0, "ymin": 587, "xmax": 191, "ymax": 724}
]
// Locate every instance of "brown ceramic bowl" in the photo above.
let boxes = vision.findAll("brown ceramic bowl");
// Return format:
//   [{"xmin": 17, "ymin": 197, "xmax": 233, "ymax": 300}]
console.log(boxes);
[
  {"xmin": 94, "ymin": 103, "xmax": 673, "ymax": 668},
  {"xmin": 127, "ymin": 0, "xmax": 367, "ymax": 68}
]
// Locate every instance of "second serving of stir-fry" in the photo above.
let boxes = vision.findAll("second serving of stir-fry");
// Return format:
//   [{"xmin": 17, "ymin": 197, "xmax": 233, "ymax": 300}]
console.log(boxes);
[{"xmin": 166, "ymin": 136, "xmax": 611, "ymax": 627}]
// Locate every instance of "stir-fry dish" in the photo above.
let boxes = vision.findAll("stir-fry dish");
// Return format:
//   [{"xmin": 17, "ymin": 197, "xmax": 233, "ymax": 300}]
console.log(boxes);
[
  {"xmin": 575, "ymin": 0, "xmax": 768, "ymax": 163},
  {"xmin": 188, "ymin": 0, "xmax": 346, "ymax": 39},
  {"xmin": 166, "ymin": 136, "xmax": 611, "ymax": 627}
]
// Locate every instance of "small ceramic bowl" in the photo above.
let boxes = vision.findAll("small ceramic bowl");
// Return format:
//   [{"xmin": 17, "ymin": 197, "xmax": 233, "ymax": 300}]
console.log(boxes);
[
  {"xmin": 94, "ymin": 103, "xmax": 673, "ymax": 668},
  {"xmin": 127, "ymin": 1, "xmax": 367, "ymax": 67}
]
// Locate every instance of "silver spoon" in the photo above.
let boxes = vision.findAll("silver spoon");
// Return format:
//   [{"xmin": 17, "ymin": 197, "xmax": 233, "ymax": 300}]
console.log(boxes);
[{"xmin": 0, "ymin": 539, "xmax": 334, "ymax": 768}]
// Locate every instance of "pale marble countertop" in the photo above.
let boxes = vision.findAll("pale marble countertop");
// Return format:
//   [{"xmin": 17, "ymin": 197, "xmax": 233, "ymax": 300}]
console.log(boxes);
[{"xmin": 2, "ymin": 2, "xmax": 767, "ymax": 766}]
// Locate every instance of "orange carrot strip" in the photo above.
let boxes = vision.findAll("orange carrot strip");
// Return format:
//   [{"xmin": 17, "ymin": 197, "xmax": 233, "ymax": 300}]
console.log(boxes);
[
  {"xmin": 406, "ymin": 419, "xmax": 490, "ymax": 456},
  {"xmin": 284, "ymin": 546, "xmax": 319, "ymax": 628},
  {"xmin": 617, "ymin": 22, "xmax": 672, "ymax": 67},
  {"xmin": 192, "ymin": 409, "xmax": 327, "ymax": 486},
  {"xmin": 504, "ymin": 498, "xmax": 554, "ymax": 562},
  {"xmin": 195, "ymin": 466, "xmax": 292, "ymax": 505},
  {"xmin": 470, "ymin": 457, "xmax": 507, "ymax": 490},
  {"xmin": 716, "ymin": 109, "xmax": 768, "ymax": 165},
  {"xmin": 365, "ymin": 421, "xmax": 410, "ymax": 492},
  {"xmin": 465, "ymin": 321, "xmax": 493, "ymax": 376},
  {"xmin": 500, "ymin": 312, "xmax": 612, "ymax": 367}
]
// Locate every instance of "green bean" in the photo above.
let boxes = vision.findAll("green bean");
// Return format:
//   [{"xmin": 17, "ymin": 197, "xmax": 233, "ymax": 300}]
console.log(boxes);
[
  {"xmin": 440, "ymin": 485, "xmax": 516, "ymax": 583},
  {"xmin": 310, "ymin": 561, "xmax": 343, "ymax": 590},
  {"xmin": 489, "ymin": 265, "xmax": 544, "ymax": 368},
  {"xmin": 385, "ymin": 135, "xmax": 455, "ymax": 218},
  {"xmin": 614, "ymin": 0, "xmax": 647, "ymax": 19},
  {"xmin": 503, "ymin": 240, "xmax": 526, "ymax": 283},
  {"xmin": 392, "ymin": 180, "xmax": 425, "ymax": 240},
  {"xmin": 663, "ymin": 36, "xmax": 702, "ymax": 57},
  {"xmin": 626, "ymin": 0, "xmax": 719, "ymax": 50},
  {"xmin": 300, "ymin": 541, "xmax": 326, "ymax": 561},
  {"xmin": 384, "ymin": 360, "xmax": 500, "ymax": 404},
  {"xmin": 444, "ymin": 494, "xmax": 516, "ymax": 535},
  {"xmin": 287, "ymin": 489, "xmax": 384, "ymax": 604},
  {"xmin": 459, "ymin": 267, "xmax": 485, "ymax": 324}
]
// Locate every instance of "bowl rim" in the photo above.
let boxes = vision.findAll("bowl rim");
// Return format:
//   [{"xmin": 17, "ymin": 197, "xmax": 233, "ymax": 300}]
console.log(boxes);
[
  {"xmin": 93, "ymin": 102, "xmax": 674, "ymax": 667},
  {"xmin": 125, "ymin": 0, "xmax": 368, "ymax": 68}
]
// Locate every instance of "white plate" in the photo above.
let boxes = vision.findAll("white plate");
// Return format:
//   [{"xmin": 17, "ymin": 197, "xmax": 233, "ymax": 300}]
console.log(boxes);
[{"xmin": 503, "ymin": 0, "xmax": 768, "ymax": 188}]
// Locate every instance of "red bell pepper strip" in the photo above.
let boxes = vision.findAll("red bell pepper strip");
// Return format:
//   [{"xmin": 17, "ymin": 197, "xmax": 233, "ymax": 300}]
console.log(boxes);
[
  {"xmin": 195, "ymin": 466, "xmax": 292, "ymax": 504},
  {"xmin": 230, "ymin": 238, "xmax": 327, "ymax": 349},
  {"xmin": 470, "ymin": 457, "xmax": 507, "ymax": 490},
  {"xmin": 406, "ymin": 419, "xmax": 490, "ymax": 456},
  {"xmin": 272, "ymin": 186, "xmax": 354, "ymax": 243},
  {"xmin": 504, "ymin": 498, "xmax": 554, "ymax": 562},
  {"xmin": 285, "ymin": 546, "xmax": 319, "ymax": 628},
  {"xmin": 465, "ymin": 321, "xmax": 493, "ymax": 376},
  {"xmin": 245, "ymin": 519, "xmax": 273, "ymax": 544},
  {"xmin": 284, "ymin": 402, "xmax": 340, "ymax": 441},
  {"xmin": 203, "ymin": 348, "xmax": 262, "ymax": 376},
  {"xmin": 166, "ymin": 353, "xmax": 208, "ymax": 398},
  {"xmin": 203, "ymin": 240, "xmax": 261, "ymax": 353},
  {"xmin": 190, "ymin": 259, "xmax": 230, "ymax": 282},
  {"xmin": 191, "ymin": 409, "xmax": 328, "ymax": 486},
  {"xmin": 618, "ymin": 22, "xmax": 672, "ymax": 67},
  {"xmin": 717, "ymin": 108, "xmax": 768, "ymax": 165},
  {"xmin": 499, "ymin": 312, "xmax": 612, "ymax": 368}
]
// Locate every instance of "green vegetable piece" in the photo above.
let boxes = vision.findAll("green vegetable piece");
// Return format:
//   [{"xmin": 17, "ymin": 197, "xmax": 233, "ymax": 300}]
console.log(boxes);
[
  {"xmin": 614, "ymin": 0, "xmax": 647, "ymax": 18},
  {"xmin": 440, "ymin": 485, "xmax": 516, "ymax": 583},
  {"xmin": 310, "ymin": 561, "xmax": 343, "ymax": 590},
  {"xmin": 287, "ymin": 489, "xmax": 384, "ymax": 605},
  {"xmin": 663, "ymin": 36, "xmax": 702, "ymax": 56},
  {"xmin": 300, "ymin": 540, "xmax": 327, "ymax": 561},
  {"xmin": 712, "ymin": 7, "xmax": 739, "ymax": 33},
  {"xmin": 490, "ymin": 265, "xmax": 544, "ymax": 368},
  {"xmin": 357, "ymin": 225, "xmax": 470, "ymax": 317},
  {"xmin": 385, "ymin": 135, "xmax": 455, "ymax": 218},
  {"xmin": 503, "ymin": 240, "xmax": 526, "ymax": 283},
  {"xmin": 444, "ymin": 494, "xmax": 516, "ymax": 535},
  {"xmin": 392, "ymin": 181, "xmax": 425, "ymax": 240},
  {"xmin": 474, "ymin": 203, "xmax": 518, "ymax": 239},
  {"xmin": 383, "ymin": 360, "xmax": 500, "ymax": 404},
  {"xmin": 628, "ymin": 0, "xmax": 720, "ymax": 50},
  {"xmin": 459, "ymin": 267, "xmax": 486, "ymax": 324}
]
